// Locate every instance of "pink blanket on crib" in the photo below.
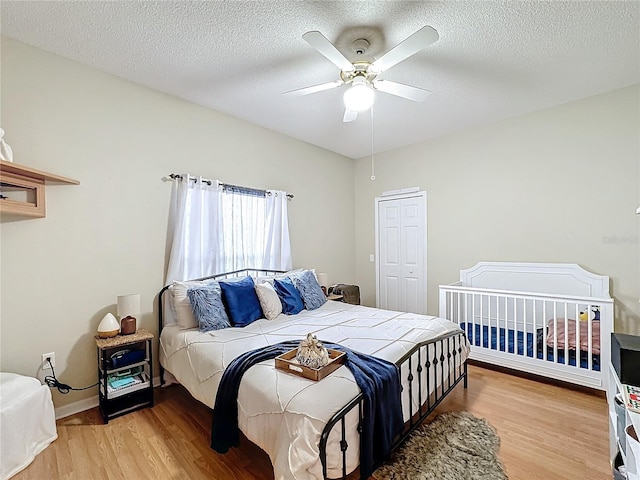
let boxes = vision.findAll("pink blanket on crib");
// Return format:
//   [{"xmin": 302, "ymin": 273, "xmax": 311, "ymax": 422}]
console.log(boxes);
[{"xmin": 546, "ymin": 319, "xmax": 600, "ymax": 355}]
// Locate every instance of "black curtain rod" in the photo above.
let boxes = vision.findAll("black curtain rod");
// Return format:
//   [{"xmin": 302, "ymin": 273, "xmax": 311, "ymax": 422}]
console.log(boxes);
[{"xmin": 168, "ymin": 174, "xmax": 294, "ymax": 199}]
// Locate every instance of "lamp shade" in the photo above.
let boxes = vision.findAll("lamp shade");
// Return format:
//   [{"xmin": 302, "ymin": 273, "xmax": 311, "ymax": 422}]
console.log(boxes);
[
  {"xmin": 343, "ymin": 77, "xmax": 375, "ymax": 112},
  {"xmin": 316, "ymin": 273, "xmax": 329, "ymax": 288},
  {"xmin": 97, "ymin": 313, "xmax": 120, "ymax": 338},
  {"xmin": 117, "ymin": 294, "xmax": 140, "ymax": 320}
]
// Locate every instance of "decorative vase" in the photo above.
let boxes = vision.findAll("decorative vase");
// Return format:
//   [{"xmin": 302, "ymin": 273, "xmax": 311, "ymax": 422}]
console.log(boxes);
[
  {"xmin": 97, "ymin": 313, "xmax": 120, "ymax": 338},
  {"xmin": 0, "ymin": 128, "xmax": 13, "ymax": 163},
  {"xmin": 120, "ymin": 315, "xmax": 137, "ymax": 335},
  {"xmin": 296, "ymin": 333, "xmax": 329, "ymax": 369}
]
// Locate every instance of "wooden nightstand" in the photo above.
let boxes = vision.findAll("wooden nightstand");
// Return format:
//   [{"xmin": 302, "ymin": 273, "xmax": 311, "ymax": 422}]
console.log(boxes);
[{"xmin": 95, "ymin": 328, "xmax": 154, "ymax": 423}]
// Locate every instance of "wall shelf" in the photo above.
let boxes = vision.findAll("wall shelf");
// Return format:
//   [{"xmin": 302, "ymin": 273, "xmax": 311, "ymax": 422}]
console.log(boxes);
[{"xmin": 0, "ymin": 160, "xmax": 79, "ymax": 219}]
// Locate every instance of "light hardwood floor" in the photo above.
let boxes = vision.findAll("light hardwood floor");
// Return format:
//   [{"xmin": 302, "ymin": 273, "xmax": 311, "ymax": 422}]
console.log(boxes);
[{"xmin": 13, "ymin": 364, "xmax": 610, "ymax": 480}]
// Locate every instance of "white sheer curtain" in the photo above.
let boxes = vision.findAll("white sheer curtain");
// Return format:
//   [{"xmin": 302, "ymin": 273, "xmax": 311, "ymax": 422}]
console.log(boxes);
[
  {"xmin": 220, "ymin": 189, "xmax": 266, "ymax": 273},
  {"xmin": 165, "ymin": 175, "xmax": 223, "ymax": 283},
  {"xmin": 263, "ymin": 190, "xmax": 292, "ymax": 271},
  {"xmin": 166, "ymin": 177, "xmax": 292, "ymax": 283}
]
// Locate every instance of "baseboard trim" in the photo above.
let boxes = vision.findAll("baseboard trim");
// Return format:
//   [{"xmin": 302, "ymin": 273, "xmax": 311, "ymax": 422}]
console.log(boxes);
[
  {"xmin": 55, "ymin": 396, "xmax": 98, "ymax": 419},
  {"xmin": 54, "ymin": 376, "xmax": 161, "ymax": 420}
]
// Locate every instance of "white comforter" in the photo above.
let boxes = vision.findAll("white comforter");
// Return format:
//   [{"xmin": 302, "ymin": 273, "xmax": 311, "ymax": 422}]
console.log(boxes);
[{"xmin": 160, "ymin": 301, "xmax": 469, "ymax": 480}]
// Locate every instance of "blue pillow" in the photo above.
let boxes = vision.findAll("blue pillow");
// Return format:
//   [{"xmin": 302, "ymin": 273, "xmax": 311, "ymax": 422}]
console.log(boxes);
[
  {"xmin": 219, "ymin": 276, "xmax": 263, "ymax": 327},
  {"xmin": 273, "ymin": 277, "xmax": 305, "ymax": 315},
  {"xmin": 187, "ymin": 282, "xmax": 230, "ymax": 332},
  {"xmin": 292, "ymin": 270, "xmax": 327, "ymax": 311}
]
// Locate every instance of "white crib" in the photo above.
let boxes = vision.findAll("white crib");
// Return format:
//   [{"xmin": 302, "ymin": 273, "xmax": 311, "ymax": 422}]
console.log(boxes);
[{"xmin": 439, "ymin": 262, "xmax": 613, "ymax": 390}]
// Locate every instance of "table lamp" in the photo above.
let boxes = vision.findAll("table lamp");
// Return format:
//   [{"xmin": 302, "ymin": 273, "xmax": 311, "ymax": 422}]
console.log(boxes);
[{"xmin": 117, "ymin": 293, "xmax": 140, "ymax": 335}]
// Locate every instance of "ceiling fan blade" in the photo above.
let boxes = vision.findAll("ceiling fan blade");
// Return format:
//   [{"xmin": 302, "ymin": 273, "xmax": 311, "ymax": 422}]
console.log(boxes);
[
  {"xmin": 302, "ymin": 31, "xmax": 355, "ymax": 72},
  {"xmin": 343, "ymin": 108, "xmax": 358, "ymax": 123},
  {"xmin": 282, "ymin": 80, "xmax": 343, "ymax": 97},
  {"xmin": 373, "ymin": 80, "xmax": 432, "ymax": 102},
  {"xmin": 370, "ymin": 26, "xmax": 439, "ymax": 74}
]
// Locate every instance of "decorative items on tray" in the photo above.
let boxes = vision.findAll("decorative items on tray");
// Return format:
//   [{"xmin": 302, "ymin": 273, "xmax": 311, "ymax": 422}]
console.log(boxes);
[
  {"xmin": 275, "ymin": 333, "xmax": 345, "ymax": 381},
  {"xmin": 296, "ymin": 333, "xmax": 329, "ymax": 369}
]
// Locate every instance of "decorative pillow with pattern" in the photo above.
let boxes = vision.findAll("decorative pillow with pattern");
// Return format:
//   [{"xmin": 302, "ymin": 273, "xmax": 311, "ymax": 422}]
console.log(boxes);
[
  {"xmin": 291, "ymin": 270, "xmax": 327, "ymax": 311},
  {"xmin": 187, "ymin": 282, "xmax": 230, "ymax": 332},
  {"xmin": 286, "ymin": 268, "xmax": 316, "ymax": 283}
]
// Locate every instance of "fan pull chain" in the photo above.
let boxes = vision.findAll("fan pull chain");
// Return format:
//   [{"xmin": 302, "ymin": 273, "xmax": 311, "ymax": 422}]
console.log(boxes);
[{"xmin": 370, "ymin": 105, "xmax": 376, "ymax": 181}]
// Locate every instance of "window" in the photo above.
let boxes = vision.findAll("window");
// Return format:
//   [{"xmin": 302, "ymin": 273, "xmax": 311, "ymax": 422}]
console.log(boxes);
[
  {"xmin": 220, "ymin": 187, "xmax": 267, "ymax": 273},
  {"xmin": 166, "ymin": 176, "xmax": 292, "ymax": 283}
]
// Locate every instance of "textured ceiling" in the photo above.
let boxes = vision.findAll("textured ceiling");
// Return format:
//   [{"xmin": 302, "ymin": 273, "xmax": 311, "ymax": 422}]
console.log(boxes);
[{"xmin": 1, "ymin": 1, "xmax": 639, "ymax": 159}]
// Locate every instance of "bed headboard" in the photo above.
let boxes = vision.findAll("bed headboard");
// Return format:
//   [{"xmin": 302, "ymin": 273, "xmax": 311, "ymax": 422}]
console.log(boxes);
[{"xmin": 459, "ymin": 262, "xmax": 611, "ymax": 299}]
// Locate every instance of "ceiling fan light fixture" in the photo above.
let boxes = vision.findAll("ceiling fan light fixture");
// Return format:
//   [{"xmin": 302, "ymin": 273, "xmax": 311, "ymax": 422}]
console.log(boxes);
[
  {"xmin": 343, "ymin": 82, "xmax": 375, "ymax": 112},
  {"xmin": 290, "ymin": 26, "xmax": 439, "ymax": 120}
]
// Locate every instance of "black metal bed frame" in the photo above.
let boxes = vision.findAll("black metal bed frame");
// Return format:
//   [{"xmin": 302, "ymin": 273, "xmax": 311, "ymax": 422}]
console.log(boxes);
[
  {"xmin": 319, "ymin": 330, "xmax": 468, "ymax": 479},
  {"xmin": 157, "ymin": 269, "xmax": 469, "ymax": 479}
]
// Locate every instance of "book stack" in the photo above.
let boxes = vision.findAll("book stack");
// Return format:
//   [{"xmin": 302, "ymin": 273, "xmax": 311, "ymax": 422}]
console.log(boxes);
[
  {"xmin": 624, "ymin": 384, "xmax": 640, "ymax": 414},
  {"xmin": 105, "ymin": 372, "xmax": 148, "ymax": 397}
]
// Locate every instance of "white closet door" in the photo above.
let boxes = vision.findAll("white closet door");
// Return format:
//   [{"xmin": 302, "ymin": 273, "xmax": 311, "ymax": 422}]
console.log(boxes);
[
  {"xmin": 400, "ymin": 198, "xmax": 423, "ymax": 313},
  {"xmin": 376, "ymin": 192, "xmax": 427, "ymax": 314},
  {"xmin": 378, "ymin": 199, "xmax": 402, "ymax": 311}
]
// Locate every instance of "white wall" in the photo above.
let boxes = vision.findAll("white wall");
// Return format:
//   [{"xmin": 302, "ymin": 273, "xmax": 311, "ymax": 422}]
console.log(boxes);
[
  {"xmin": 0, "ymin": 37, "xmax": 355, "ymax": 408},
  {"xmin": 354, "ymin": 85, "xmax": 640, "ymax": 335}
]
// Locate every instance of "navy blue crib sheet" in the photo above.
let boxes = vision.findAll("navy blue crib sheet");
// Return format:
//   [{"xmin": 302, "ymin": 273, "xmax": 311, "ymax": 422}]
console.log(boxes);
[{"xmin": 461, "ymin": 322, "xmax": 600, "ymax": 371}]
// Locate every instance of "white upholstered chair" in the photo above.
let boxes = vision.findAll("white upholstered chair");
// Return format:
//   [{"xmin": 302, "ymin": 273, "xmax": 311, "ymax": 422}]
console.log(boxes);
[{"xmin": 0, "ymin": 373, "xmax": 57, "ymax": 480}]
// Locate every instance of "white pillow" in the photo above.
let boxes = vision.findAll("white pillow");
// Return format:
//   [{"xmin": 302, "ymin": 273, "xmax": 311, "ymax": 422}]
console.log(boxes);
[
  {"xmin": 254, "ymin": 276, "xmax": 276, "ymax": 285},
  {"xmin": 255, "ymin": 282, "xmax": 283, "ymax": 320},
  {"xmin": 172, "ymin": 280, "xmax": 206, "ymax": 329}
]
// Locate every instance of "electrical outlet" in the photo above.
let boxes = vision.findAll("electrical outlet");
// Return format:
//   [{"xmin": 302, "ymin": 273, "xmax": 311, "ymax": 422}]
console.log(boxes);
[{"xmin": 41, "ymin": 352, "xmax": 55, "ymax": 370}]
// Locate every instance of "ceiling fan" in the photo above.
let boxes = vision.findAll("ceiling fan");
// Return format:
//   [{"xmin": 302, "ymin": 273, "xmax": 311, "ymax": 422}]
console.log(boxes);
[{"xmin": 283, "ymin": 26, "xmax": 439, "ymax": 122}]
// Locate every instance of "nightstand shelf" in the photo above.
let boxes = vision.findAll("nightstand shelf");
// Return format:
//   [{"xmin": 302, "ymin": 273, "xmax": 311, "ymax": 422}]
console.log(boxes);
[{"xmin": 95, "ymin": 328, "xmax": 153, "ymax": 423}]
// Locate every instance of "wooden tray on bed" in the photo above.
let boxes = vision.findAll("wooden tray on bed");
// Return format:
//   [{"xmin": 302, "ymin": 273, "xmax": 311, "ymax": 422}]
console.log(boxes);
[{"xmin": 275, "ymin": 349, "xmax": 345, "ymax": 381}]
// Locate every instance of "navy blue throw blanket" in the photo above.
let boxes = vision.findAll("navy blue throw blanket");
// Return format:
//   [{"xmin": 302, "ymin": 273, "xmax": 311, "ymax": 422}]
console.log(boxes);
[{"xmin": 210, "ymin": 340, "xmax": 403, "ymax": 479}]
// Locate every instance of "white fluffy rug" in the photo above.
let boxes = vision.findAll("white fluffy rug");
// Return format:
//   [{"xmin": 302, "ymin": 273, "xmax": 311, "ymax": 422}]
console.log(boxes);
[{"xmin": 374, "ymin": 411, "xmax": 508, "ymax": 480}]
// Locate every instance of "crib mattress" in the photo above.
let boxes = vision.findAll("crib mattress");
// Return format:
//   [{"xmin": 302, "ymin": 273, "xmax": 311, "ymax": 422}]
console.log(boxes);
[{"xmin": 461, "ymin": 323, "xmax": 600, "ymax": 371}]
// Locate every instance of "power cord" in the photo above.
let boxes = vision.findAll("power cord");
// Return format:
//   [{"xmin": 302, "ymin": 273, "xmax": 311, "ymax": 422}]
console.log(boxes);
[{"xmin": 44, "ymin": 358, "xmax": 98, "ymax": 394}]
